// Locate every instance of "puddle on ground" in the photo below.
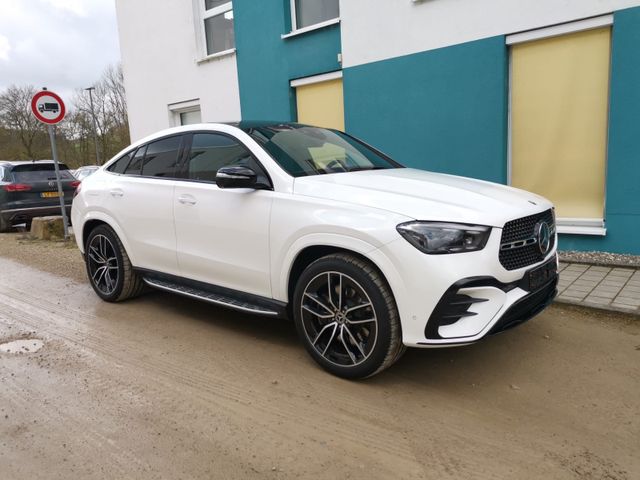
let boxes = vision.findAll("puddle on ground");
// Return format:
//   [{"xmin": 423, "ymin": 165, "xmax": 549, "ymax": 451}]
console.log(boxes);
[{"xmin": 0, "ymin": 339, "xmax": 44, "ymax": 354}]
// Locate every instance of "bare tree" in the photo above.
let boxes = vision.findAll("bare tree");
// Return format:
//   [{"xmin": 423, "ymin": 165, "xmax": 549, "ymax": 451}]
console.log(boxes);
[
  {"xmin": 0, "ymin": 63, "xmax": 130, "ymax": 165},
  {"xmin": 73, "ymin": 63, "xmax": 130, "ymax": 164},
  {"xmin": 0, "ymin": 85, "xmax": 46, "ymax": 159}
]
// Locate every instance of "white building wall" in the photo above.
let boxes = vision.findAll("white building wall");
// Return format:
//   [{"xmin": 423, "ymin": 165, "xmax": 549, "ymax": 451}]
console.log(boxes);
[
  {"xmin": 340, "ymin": 0, "xmax": 640, "ymax": 68},
  {"xmin": 115, "ymin": 0, "xmax": 241, "ymax": 142}
]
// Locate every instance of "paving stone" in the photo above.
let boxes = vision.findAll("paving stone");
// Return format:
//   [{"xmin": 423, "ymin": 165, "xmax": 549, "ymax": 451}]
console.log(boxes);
[
  {"xmin": 579, "ymin": 273, "xmax": 607, "ymax": 281},
  {"xmin": 588, "ymin": 290, "xmax": 617, "ymax": 299},
  {"xmin": 572, "ymin": 280, "xmax": 599, "ymax": 288},
  {"xmin": 611, "ymin": 302, "xmax": 640, "ymax": 311},
  {"xmin": 620, "ymin": 285, "xmax": 640, "ymax": 293},
  {"xmin": 566, "ymin": 286, "xmax": 594, "ymax": 295},
  {"xmin": 610, "ymin": 268, "xmax": 634, "ymax": 277},
  {"xmin": 612, "ymin": 297, "xmax": 640, "ymax": 307},
  {"xmin": 560, "ymin": 293, "xmax": 587, "ymax": 301},
  {"xmin": 593, "ymin": 285, "xmax": 622, "ymax": 293},
  {"xmin": 564, "ymin": 266, "xmax": 589, "ymax": 273},
  {"xmin": 587, "ymin": 266, "xmax": 612, "ymax": 273},
  {"xmin": 584, "ymin": 296, "xmax": 613, "ymax": 305}
]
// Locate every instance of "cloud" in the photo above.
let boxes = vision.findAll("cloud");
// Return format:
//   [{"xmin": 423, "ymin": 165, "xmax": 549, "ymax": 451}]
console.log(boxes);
[
  {"xmin": 0, "ymin": 35, "xmax": 10, "ymax": 61},
  {"xmin": 0, "ymin": 0, "xmax": 121, "ymax": 106},
  {"xmin": 43, "ymin": 0, "xmax": 88, "ymax": 17}
]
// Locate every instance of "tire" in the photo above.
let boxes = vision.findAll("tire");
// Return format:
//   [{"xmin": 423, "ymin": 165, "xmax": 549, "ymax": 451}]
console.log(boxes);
[
  {"xmin": 84, "ymin": 224, "xmax": 145, "ymax": 302},
  {"xmin": 0, "ymin": 216, "xmax": 8, "ymax": 233},
  {"xmin": 292, "ymin": 253, "xmax": 405, "ymax": 379}
]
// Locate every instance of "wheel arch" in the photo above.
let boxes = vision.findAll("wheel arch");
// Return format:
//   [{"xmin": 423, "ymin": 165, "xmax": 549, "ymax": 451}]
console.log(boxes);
[
  {"xmin": 281, "ymin": 238, "xmax": 402, "ymax": 311},
  {"xmin": 79, "ymin": 213, "xmax": 136, "ymax": 265}
]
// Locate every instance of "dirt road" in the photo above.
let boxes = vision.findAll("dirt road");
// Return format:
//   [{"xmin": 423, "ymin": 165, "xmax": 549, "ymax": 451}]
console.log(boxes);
[{"xmin": 0, "ymin": 242, "xmax": 638, "ymax": 479}]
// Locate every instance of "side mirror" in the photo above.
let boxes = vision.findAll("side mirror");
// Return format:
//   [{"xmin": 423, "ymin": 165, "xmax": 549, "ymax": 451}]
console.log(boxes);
[{"xmin": 215, "ymin": 166, "xmax": 257, "ymax": 189}]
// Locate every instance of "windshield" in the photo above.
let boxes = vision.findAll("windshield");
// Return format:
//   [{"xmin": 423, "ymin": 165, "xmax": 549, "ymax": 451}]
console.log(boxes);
[{"xmin": 245, "ymin": 124, "xmax": 403, "ymax": 177}]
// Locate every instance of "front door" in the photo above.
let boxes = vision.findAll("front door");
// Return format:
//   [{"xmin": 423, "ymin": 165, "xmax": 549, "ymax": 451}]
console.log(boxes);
[{"xmin": 173, "ymin": 132, "xmax": 273, "ymax": 298}]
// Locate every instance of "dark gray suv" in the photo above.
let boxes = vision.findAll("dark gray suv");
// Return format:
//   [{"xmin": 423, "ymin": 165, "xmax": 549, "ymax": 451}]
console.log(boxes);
[{"xmin": 0, "ymin": 160, "xmax": 78, "ymax": 232}]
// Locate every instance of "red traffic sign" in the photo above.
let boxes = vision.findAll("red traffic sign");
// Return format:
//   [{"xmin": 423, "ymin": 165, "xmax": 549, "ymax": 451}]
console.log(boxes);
[{"xmin": 31, "ymin": 90, "xmax": 66, "ymax": 125}]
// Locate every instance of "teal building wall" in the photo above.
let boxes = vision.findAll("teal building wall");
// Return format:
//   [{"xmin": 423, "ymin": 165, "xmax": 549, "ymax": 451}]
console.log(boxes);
[
  {"xmin": 343, "ymin": 36, "xmax": 508, "ymax": 184},
  {"xmin": 233, "ymin": 0, "xmax": 341, "ymax": 121}
]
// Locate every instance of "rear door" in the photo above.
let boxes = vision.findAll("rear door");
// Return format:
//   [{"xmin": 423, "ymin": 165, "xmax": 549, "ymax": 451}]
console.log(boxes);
[
  {"xmin": 104, "ymin": 135, "xmax": 184, "ymax": 276},
  {"xmin": 173, "ymin": 132, "xmax": 273, "ymax": 297}
]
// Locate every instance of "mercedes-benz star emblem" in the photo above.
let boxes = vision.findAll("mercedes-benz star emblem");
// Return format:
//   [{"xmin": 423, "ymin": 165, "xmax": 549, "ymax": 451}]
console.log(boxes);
[{"xmin": 535, "ymin": 221, "xmax": 551, "ymax": 255}]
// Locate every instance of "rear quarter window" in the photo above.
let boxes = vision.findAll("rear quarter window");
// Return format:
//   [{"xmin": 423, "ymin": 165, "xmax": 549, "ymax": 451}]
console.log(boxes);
[{"xmin": 107, "ymin": 151, "xmax": 134, "ymax": 174}]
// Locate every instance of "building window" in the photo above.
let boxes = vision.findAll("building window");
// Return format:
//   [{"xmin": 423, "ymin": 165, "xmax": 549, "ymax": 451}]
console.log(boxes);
[
  {"xmin": 509, "ymin": 23, "xmax": 611, "ymax": 235},
  {"xmin": 291, "ymin": 0, "xmax": 339, "ymax": 31},
  {"xmin": 202, "ymin": 1, "xmax": 234, "ymax": 56},
  {"xmin": 168, "ymin": 99, "xmax": 202, "ymax": 127}
]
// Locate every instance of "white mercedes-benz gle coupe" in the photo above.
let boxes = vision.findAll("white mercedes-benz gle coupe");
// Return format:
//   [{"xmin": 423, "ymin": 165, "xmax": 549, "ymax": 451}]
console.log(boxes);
[{"xmin": 72, "ymin": 122, "xmax": 558, "ymax": 378}]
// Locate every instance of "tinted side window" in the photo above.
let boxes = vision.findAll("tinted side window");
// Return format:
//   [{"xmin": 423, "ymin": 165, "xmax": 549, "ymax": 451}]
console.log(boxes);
[
  {"xmin": 187, "ymin": 133, "xmax": 261, "ymax": 182},
  {"xmin": 142, "ymin": 136, "xmax": 182, "ymax": 178},
  {"xmin": 108, "ymin": 151, "xmax": 133, "ymax": 174},
  {"xmin": 124, "ymin": 146, "xmax": 146, "ymax": 175}
]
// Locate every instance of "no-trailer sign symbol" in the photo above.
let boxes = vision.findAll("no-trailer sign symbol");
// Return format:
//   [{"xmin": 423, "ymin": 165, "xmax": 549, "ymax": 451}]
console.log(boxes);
[{"xmin": 31, "ymin": 90, "xmax": 66, "ymax": 125}]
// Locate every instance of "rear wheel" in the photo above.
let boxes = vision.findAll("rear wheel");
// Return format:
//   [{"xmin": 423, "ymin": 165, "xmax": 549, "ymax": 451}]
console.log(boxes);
[
  {"xmin": 85, "ymin": 224, "xmax": 144, "ymax": 302},
  {"xmin": 292, "ymin": 253, "xmax": 405, "ymax": 379},
  {"xmin": 0, "ymin": 216, "xmax": 8, "ymax": 233}
]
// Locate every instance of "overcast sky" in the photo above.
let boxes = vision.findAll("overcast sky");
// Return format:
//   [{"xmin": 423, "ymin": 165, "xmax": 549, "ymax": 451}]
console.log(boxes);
[{"xmin": 0, "ymin": 0, "xmax": 121, "ymax": 106}]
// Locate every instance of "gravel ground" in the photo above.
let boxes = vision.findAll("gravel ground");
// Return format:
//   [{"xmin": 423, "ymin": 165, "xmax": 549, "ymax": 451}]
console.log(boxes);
[
  {"xmin": 559, "ymin": 250, "xmax": 640, "ymax": 268},
  {"xmin": 1, "ymin": 256, "xmax": 639, "ymax": 480},
  {"xmin": 0, "ymin": 232, "xmax": 86, "ymax": 283}
]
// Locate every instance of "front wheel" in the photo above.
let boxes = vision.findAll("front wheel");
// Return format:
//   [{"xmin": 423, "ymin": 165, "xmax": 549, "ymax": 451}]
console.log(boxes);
[
  {"xmin": 292, "ymin": 253, "xmax": 405, "ymax": 379},
  {"xmin": 84, "ymin": 224, "xmax": 144, "ymax": 302}
]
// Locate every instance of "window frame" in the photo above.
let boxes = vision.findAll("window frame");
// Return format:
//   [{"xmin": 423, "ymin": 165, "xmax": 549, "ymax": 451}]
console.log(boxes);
[
  {"xmin": 286, "ymin": 0, "xmax": 340, "ymax": 37},
  {"xmin": 177, "ymin": 130, "xmax": 274, "ymax": 190},
  {"xmin": 193, "ymin": 0, "xmax": 236, "ymax": 61}
]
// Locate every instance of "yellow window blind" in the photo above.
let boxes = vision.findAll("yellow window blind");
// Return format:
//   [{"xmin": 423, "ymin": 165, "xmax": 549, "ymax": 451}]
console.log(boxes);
[
  {"xmin": 295, "ymin": 78, "xmax": 345, "ymax": 131},
  {"xmin": 510, "ymin": 28, "xmax": 610, "ymax": 219}
]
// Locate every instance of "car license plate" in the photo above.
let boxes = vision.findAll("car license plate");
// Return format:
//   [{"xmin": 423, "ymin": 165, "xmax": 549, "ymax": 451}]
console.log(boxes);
[
  {"xmin": 527, "ymin": 257, "xmax": 557, "ymax": 290},
  {"xmin": 41, "ymin": 191, "xmax": 62, "ymax": 198}
]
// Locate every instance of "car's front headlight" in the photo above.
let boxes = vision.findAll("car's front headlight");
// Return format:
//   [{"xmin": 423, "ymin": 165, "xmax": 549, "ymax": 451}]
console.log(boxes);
[{"xmin": 396, "ymin": 222, "xmax": 491, "ymax": 254}]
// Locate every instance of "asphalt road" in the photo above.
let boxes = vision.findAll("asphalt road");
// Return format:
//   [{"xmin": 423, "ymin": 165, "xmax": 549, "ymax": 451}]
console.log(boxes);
[{"xmin": 0, "ymin": 254, "xmax": 638, "ymax": 479}]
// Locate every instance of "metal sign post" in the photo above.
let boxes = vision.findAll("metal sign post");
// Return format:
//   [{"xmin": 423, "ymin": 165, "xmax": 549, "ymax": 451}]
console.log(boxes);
[
  {"xmin": 46, "ymin": 125, "xmax": 69, "ymax": 239},
  {"xmin": 31, "ymin": 88, "xmax": 69, "ymax": 240}
]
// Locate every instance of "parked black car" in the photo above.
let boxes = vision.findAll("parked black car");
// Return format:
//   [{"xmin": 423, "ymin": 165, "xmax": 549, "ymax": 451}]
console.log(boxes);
[{"xmin": 0, "ymin": 160, "xmax": 79, "ymax": 232}]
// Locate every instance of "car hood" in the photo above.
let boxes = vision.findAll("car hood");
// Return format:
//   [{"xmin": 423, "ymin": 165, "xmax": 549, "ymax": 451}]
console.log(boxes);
[{"xmin": 293, "ymin": 168, "xmax": 553, "ymax": 227}]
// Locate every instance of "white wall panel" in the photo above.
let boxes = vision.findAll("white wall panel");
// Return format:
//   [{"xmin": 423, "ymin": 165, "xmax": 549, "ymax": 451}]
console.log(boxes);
[
  {"xmin": 340, "ymin": 0, "xmax": 640, "ymax": 67},
  {"xmin": 115, "ymin": 0, "xmax": 241, "ymax": 142}
]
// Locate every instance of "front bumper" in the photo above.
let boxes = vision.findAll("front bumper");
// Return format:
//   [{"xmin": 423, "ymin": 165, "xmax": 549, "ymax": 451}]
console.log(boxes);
[
  {"xmin": 372, "ymin": 227, "xmax": 558, "ymax": 347},
  {"xmin": 422, "ymin": 257, "xmax": 557, "ymax": 343}
]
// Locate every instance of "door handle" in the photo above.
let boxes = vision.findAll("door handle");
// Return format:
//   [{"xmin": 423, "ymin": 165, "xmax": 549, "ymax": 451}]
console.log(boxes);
[
  {"xmin": 109, "ymin": 188, "xmax": 124, "ymax": 197},
  {"xmin": 178, "ymin": 194, "xmax": 196, "ymax": 205}
]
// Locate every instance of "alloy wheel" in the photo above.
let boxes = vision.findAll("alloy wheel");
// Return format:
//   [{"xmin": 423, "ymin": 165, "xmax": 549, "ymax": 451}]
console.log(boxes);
[
  {"xmin": 87, "ymin": 234, "xmax": 119, "ymax": 295},
  {"xmin": 300, "ymin": 271, "xmax": 378, "ymax": 367}
]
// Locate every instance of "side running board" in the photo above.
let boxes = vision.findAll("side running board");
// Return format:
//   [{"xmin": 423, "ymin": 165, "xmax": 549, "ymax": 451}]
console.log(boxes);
[{"xmin": 143, "ymin": 277, "xmax": 283, "ymax": 317}]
